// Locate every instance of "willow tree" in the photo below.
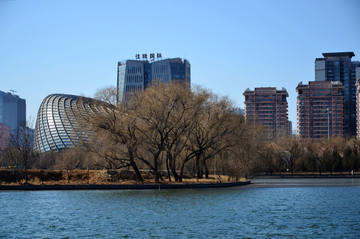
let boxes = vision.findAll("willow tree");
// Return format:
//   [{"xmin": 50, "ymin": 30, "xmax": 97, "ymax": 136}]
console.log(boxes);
[
  {"xmin": 276, "ymin": 135, "xmax": 303, "ymax": 176},
  {"xmin": 342, "ymin": 138, "xmax": 360, "ymax": 175},
  {"xmin": 185, "ymin": 91, "xmax": 241, "ymax": 179},
  {"xmin": 132, "ymin": 82, "xmax": 196, "ymax": 183},
  {"xmin": 84, "ymin": 86, "xmax": 144, "ymax": 182},
  {"xmin": 322, "ymin": 137, "xmax": 345, "ymax": 175},
  {"xmin": 87, "ymin": 82, "xmax": 256, "ymax": 183}
]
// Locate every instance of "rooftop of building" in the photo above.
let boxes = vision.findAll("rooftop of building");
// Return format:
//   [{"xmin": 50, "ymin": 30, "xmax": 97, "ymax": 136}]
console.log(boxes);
[
  {"xmin": 322, "ymin": 52, "xmax": 355, "ymax": 58},
  {"xmin": 118, "ymin": 57, "xmax": 189, "ymax": 66},
  {"xmin": 244, "ymin": 87, "xmax": 288, "ymax": 94},
  {"xmin": 297, "ymin": 80, "xmax": 344, "ymax": 88},
  {"xmin": 0, "ymin": 90, "xmax": 25, "ymax": 100}
]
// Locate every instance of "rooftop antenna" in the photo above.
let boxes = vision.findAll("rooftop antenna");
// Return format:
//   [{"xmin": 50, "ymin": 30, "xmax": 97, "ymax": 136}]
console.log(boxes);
[{"xmin": 10, "ymin": 89, "xmax": 17, "ymax": 95}]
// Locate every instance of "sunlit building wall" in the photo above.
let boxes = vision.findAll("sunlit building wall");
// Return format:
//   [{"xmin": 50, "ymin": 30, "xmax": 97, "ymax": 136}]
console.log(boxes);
[
  {"xmin": 243, "ymin": 87, "xmax": 289, "ymax": 139},
  {"xmin": 296, "ymin": 81, "xmax": 344, "ymax": 139}
]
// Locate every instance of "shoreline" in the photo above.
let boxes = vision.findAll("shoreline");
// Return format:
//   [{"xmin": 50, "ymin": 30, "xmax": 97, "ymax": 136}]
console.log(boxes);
[
  {"xmin": 247, "ymin": 177, "xmax": 360, "ymax": 188},
  {"xmin": 0, "ymin": 180, "xmax": 251, "ymax": 191},
  {"xmin": 250, "ymin": 175, "xmax": 360, "ymax": 179}
]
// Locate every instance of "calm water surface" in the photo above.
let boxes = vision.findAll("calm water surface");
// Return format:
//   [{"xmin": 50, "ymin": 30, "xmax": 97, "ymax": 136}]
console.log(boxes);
[{"xmin": 1, "ymin": 179, "xmax": 360, "ymax": 238}]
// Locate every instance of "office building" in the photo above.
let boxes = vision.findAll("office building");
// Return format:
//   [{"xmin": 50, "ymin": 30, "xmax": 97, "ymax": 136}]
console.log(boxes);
[
  {"xmin": 315, "ymin": 52, "xmax": 360, "ymax": 136},
  {"xmin": 117, "ymin": 55, "xmax": 190, "ymax": 103},
  {"xmin": 243, "ymin": 87, "xmax": 289, "ymax": 139},
  {"xmin": 0, "ymin": 123, "xmax": 10, "ymax": 150},
  {"xmin": 296, "ymin": 81, "xmax": 344, "ymax": 139},
  {"xmin": 0, "ymin": 90, "xmax": 26, "ymax": 133},
  {"xmin": 34, "ymin": 94, "xmax": 109, "ymax": 152}
]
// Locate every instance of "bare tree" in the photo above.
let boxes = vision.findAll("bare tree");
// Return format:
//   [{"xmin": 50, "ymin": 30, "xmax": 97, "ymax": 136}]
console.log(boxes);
[
  {"xmin": 133, "ymin": 82, "xmax": 196, "ymax": 182},
  {"xmin": 258, "ymin": 143, "xmax": 278, "ymax": 176},
  {"xmin": 182, "ymin": 88, "xmax": 239, "ymax": 179},
  {"xmin": 3, "ymin": 120, "xmax": 36, "ymax": 182},
  {"xmin": 322, "ymin": 137, "xmax": 345, "ymax": 175},
  {"xmin": 226, "ymin": 123, "xmax": 268, "ymax": 179},
  {"xmin": 342, "ymin": 138, "xmax": 360, "ymax": 174},
  {"xmin": 86, "ymin": 82, "xmax": 271, "ymax": 183},
  {"xmin": 276, "ymin": 136, "xmax": 303, "ymax": 176},
  {"xmin": 304, "ymin": 139, "xmax": 325, "ymax": 175},
  {"xmin": 56, "ymin": 147, "xmax": 85, "ymax": 183},
  {"xmin": 85, "ymin": 87, "xmax": 144, "ymax": 182}
]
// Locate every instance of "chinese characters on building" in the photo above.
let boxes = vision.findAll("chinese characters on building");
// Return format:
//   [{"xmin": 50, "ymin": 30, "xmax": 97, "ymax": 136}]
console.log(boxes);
[{"xmin": 135, "ymin": 53, "xmax": 162, "ymax": 60}]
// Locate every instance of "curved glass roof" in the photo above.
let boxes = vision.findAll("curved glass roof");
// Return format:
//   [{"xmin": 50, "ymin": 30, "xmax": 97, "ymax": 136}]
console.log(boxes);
[{"xmin": 34, "ymin": 94, "xmax": 108, "ymax": 152}]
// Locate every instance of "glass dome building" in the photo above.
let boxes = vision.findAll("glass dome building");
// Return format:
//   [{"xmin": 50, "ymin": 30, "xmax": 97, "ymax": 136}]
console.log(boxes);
[{"xmin": 34, "ymin": 94, "xmax": 108, "ymax": 152}]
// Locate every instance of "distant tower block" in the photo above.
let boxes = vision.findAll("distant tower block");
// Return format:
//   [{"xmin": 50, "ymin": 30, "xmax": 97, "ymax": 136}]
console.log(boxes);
[
  {"xmin": 296, "ymin": 81, "xmax": 344, "ymax": 139},
  {"xmin": 243, "ymin": 87, "xmax": 289, "ymax": 139}
]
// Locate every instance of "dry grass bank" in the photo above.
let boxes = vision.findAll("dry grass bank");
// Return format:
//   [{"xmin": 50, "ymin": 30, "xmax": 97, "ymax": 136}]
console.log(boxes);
[{"xmin": 0, "ymin": 169, "xmax": 246, "ymax": 186}]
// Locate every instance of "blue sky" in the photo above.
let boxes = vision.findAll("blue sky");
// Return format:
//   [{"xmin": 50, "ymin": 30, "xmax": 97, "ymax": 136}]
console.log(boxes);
[{"xmin": 1, "ymin": 0, "xmax": 359, "ymax": 130}]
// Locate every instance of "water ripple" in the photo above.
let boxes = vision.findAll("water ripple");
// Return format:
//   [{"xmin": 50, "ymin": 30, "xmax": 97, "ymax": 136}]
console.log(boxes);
[{"xmin": 0, "ymin": 184, "xmax": 360, "ymax": 238}]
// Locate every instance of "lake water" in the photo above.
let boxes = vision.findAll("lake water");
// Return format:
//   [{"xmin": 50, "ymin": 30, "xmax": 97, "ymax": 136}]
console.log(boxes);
[{"xmin": 1, "ymin": 178, "xmax": 360, "ymax": 238}]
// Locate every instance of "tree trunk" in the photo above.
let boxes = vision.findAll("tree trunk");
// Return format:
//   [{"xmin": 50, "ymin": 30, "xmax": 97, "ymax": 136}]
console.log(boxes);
[
  {"xmin": 67, "ymin": 170, "xmax": 70, "ymax": 183},
  {"xmin": 166, "ymin": 156, "xmax": 171, "ymax": 182},
  {"xmin": 195, "ymin": 155, "xmax": 201, "ymax": 179},
  {"xmin": 130, "ymin": 160, "xmax": 143, "ymax": 182},
  {"xmin": 169, "ymin": 156, "xmax": 179, "ymax": 181},
  {"xmin": 155, "ymin": 173, "xmax": 163, "ymax": 183},
  {"xmin": 204, "ymin": 162, "xmax": 209, "ymax": 179},
  {"xmin": 24, "ymin": 166, "xmax": 28, "ymax": 183},
  {"xmin": 179, "ymin": 160, "xmax": 186, "ymax": 182}
]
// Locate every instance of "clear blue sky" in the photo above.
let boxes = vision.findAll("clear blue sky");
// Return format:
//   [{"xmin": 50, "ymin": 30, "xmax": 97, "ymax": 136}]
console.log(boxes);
[{"xmin": 1, "ymin": 0, "xmax": 359, "ymax": 131}]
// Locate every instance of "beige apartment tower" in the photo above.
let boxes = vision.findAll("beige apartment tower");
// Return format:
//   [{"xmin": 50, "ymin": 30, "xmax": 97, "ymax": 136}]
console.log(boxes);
[
  {"xmin": 243, "ymin": 87, "xmax": 289, "ymax": 139},
  {"xmin": 296, "ymin": 81, "xmax": 344, "ymax": 139}
]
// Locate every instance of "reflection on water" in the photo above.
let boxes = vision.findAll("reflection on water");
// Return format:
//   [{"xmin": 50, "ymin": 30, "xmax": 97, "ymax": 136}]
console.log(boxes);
[
  {"xmin": 249, "ymin": 178, "xmax": 360, "ymax": 188},
  {"xmin": 1, "ymin": 179, "xmax": 359, "ymax": 238}
]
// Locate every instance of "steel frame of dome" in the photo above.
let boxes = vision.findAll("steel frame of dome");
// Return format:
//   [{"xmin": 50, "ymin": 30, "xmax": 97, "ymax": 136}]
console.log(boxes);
[{"xmin": 34, "ymin": 94, "xmax": 108, "ymax": 152}]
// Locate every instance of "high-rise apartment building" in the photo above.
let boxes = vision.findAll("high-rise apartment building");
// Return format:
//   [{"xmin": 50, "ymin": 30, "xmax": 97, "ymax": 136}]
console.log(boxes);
[
  {"xmin": 315, "ymin": 52, "xmax": 360, "ymax": 136},
  {"xmin": 117, "ymin": 56, "xmax": 190, "ymax": 103},
  {"xmin": 355, "ymin": 78, "xmax": 360, "ymax": 138},
  {"xmin": 296, "ymin": 81, "xmax": 344, "ymax": 139},
  {"xmin": 0, "ymin": 90, "xmax": 26, "ymax": 133},
  {"xmin": 243, "ymin": 87, "xmax": 289, "ymax": 138},
  {"xmin": 288, "ymin": 120, "xmax": 292, "ymax": 135}
]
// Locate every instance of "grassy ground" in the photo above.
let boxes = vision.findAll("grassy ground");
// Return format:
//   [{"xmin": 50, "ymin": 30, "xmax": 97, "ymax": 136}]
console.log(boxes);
[{"xmin": 0, "ymin": 169, "xmax": 246, "ymax": 185}]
